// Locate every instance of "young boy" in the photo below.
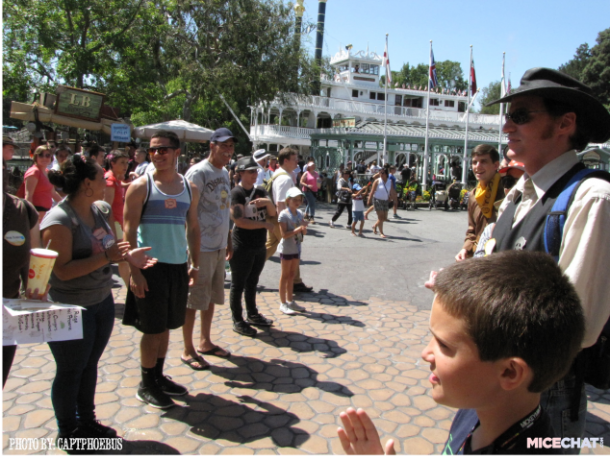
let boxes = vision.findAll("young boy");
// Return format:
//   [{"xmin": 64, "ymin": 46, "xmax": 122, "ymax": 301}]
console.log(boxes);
[
  {"xmin": 338, "ymin": 251, "xmax": 584, "ymax": 455},
  {"xmin": 351, "ymin": 183, "xmax": 365, "ymax": 237}
]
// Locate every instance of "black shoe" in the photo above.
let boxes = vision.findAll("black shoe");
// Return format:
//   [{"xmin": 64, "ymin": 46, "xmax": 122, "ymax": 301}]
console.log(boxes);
[
  {"xmin": 136, "ymin": 383, "xmax": 175, "ymax": 409},
  {"xmin": 57, "ymin": 427, "xmax": 97, "ymax": 454},
  {"xmin": 156, "ymin": 375, "xmax": 188, "ymax": 396},
  {"xmin": 77, "ymin": 419, "xmax": 118, "ymax": 438},
  {"xmin": 293, "ymin": 282, "xmax": 313, "ymax": 293},
  {"xmin": 246, "ymin": 313, "xmax": 274, "ymax": 327},
  {"xmin": 233, "ymin": 321, "xmax": 257, "ymax": 337}
]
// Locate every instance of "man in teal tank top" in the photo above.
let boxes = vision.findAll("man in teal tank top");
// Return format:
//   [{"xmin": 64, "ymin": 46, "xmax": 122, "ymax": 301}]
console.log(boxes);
[{"xmin": 123, "ymin": 130, "xmax": 201, "ymax": 409}]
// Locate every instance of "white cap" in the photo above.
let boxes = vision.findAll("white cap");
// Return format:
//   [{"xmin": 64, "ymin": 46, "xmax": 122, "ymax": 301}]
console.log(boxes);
[
  {"xmin": 286, "ymin": 187, "xmax": 305, "ymax": 199},
  {"xmin": 253, "ymin": 149, "xmax": 271, "ymax": 162}
]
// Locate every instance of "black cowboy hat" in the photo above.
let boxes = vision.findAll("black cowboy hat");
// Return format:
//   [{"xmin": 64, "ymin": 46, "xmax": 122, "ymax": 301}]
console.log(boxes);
[{"xmin": 487, "ymin": 67, "xmax": 610, "ymax": 143}]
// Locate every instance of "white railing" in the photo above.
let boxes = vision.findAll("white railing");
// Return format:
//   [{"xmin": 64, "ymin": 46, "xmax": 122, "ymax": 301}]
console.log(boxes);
[
  {"xmin": 263, "ymin": 94, "xmax": 501, "ymax": 126},
  {"xmin": 251, "ymin": 125, "xmax": 313, "ymax": 140}
]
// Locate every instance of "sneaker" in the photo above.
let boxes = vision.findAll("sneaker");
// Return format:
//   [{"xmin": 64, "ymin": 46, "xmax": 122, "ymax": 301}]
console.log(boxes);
[
  {"xmin": 136, "ymin": 383, "xmax": 175, "ymax": 409},
  {"xmin": 329, "ymin": 220, "xmax": 335, "ymax": 228},
  {"xmin": 293, "ymin": 282, "xmax": 314, "ymax": 293},
  {"xmin": 77, "ymin": 419, "xmax": 118, "ymax": 438},
  {"xmin": 156, "ymin": 375, "xmax": 188, "ymax": 396},
  {"xmin": 246, "ymin": 313, "xmax": 274, "ymax": 327},
  {"xmin": 280, "ymin": 303, "xmax": 297, "ymax": 315},
  {"xmin": 393, "ymin": 214, "xmax": 400, "ymax": 219},
  {"xmin": 233, "ymin": 321, "xmax": 257, "ymax": 337},
  {"xmin": 288, "ymin": 301, "xmax": 305, "ymax": 312}
]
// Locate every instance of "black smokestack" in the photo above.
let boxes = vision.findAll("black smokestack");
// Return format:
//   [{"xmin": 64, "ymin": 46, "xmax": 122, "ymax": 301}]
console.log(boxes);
[{"xmin": 313, "ymin": 0, "xmax": 327, "ymax": 96}]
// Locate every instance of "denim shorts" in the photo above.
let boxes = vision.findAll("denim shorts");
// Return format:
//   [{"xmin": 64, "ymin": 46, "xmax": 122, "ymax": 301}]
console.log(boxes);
[{"xmin": 352, "ymin": 211, "xmax": 364, "ymax": 222}]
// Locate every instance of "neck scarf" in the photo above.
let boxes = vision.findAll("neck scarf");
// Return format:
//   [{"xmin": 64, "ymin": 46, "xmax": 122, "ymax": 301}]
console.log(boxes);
[{"xmin": 474, "ymin": 173, "xmax": 501, "ymax": 219}]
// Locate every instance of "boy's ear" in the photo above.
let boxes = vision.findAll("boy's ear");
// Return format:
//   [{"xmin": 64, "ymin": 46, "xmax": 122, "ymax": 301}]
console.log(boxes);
[{"xmin": 498, "ymin": 357, "xmax": 533, "ymax": 391}]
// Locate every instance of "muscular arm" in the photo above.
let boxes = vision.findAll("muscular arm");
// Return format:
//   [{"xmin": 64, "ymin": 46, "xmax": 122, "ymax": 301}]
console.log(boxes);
[
  {"xmin": 231, "ymin": 203, "xmax": 271, "ymax": 230},
  {"xmin": 123, "ymin": 176, "xmax": 147, "ymax": 280}
]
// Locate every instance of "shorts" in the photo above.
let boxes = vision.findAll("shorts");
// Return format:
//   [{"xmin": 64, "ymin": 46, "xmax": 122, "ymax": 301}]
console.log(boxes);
[
  {"xmin": 280, "ymin": 253, "xmax": 299, "ymax": 261},
  {"xmin": 123, "ymin": 262, "xmax": 188, "ymax": 334},
  {"xmin": 374, "ymin": 199, "xmax": 389, "ymax": 212},
  {"xmin": 187, "ymin": 249, "xmax": 226, "ymax": 310},
  {"xmin": 352, "ymin": 211, "xmax": 364, "ymax": 222}
]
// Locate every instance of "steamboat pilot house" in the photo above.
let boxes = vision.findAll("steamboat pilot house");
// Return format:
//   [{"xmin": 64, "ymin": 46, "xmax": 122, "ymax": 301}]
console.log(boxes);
[{"xmin": 249, "ymin": 46, "xmax": 504, "ymax": 184}]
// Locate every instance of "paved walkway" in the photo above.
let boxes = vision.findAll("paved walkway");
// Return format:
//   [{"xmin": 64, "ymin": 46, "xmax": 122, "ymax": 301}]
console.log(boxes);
[{"xmin": 3, "ymin": 280, "xmax": 610, "ymax": 455}]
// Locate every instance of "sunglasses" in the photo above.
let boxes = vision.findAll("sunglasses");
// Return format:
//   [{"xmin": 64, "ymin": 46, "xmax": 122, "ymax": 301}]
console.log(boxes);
[
  {"xmin": 147, "ymin": 146, "xmax": 175, "ymax": 155},
  {"xmin": 504, "ymin": 109, "xmax": 547, "ymax": 125}
]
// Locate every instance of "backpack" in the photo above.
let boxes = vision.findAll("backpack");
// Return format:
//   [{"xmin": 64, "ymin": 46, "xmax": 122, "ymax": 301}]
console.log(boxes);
[
  {"xmin": 263, "ymin": 171, "xmax": 289, "ymax": 205},
  {"xmin": 543, "ymin": 167, "xmax": 610, "ymax": 390}
]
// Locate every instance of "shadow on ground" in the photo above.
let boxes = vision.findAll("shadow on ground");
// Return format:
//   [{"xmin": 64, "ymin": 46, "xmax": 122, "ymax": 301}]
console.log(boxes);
[
  {"xmin": 163, "ymin": 394, "xmax": 310, "ymax": 448},
  {"xmin": 207, "ymin": 355, "xmax": 353, "ymax": 396}
]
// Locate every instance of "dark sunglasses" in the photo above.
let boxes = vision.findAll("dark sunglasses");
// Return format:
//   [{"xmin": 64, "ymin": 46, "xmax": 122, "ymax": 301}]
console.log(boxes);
[
  {"xmin": 147, "ymin": 146, "xmax": 174, "ymax": 155},
  {"xmin": 504, "ymin": 109, "xmax": 547, "ymax": 125},
  {"xmin": 501, "ymin": 175, "xmax": 517, "ymax": 190}
]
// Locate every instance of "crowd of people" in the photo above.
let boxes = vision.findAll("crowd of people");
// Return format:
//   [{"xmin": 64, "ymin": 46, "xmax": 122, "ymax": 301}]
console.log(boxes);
[{"xmin": 3, "ymin": 66, "xmax": 610, "ymax": 455}]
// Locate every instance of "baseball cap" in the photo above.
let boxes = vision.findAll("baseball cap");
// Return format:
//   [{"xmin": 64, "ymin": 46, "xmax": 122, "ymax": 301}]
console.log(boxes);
[
  {"xmin": 236, "ymin": 156, "xmax": 259, "ymax": 172},
  {"xmin": 286, "ymin": 187, "xmax": 305, "ymax": 199},
  {"xmin": 3, "ymin": 136, "xmax": 18, "ymax": 147},
  {"xmin": 499, "ymin": 160, "xmax": 526, "ymax": 175},
  {"xmin": 211, "ymin": 127, "xmax": 238, "ymax": 143},
  {"xmin": 352, "ymin": 183, "xmax": 362, "ymax": 191}
]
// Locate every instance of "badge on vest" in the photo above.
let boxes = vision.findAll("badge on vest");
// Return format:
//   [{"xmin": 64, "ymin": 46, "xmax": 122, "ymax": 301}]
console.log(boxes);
[
  {"xmin": 484, "ymin": 238, "xmax": 496, "ymax": 256},
  {"xmin": 4, "ymin": 230, "xmax": 26, "ymax": 246},
  {"xmin": 514, "ymin": 236, "xmax": 527, "ymax": 251}
]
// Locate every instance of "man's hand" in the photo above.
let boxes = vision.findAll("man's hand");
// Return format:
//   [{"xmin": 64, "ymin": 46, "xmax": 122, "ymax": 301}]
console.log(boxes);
[
  {"xmin": 130, "ymin": 269, "xmax": 148, "ymax": 298},
  {"xmin": 226, "ymin": 246, "xmax": 233, "ymax": 261},
  {"xmin": 337, "ymin": 407, "xmax": 396, "ymax": 455},
  {"xmin": 250, "ymin": 197, "xmax": 271, "ymax": 207},
  {"xmin": 424, "ymin": 270, "xmax": 439, "ymax": 290},
  {"xmin": 188, "ymin": 267, "xmax": 198, "ymax": 287},
  {"xmin": 124, "ymin": 247, "xmax": 158, "ymax": 270},
  {"xmin": 455, "ymin": 249, "xmax": 468, "ymax": 262},
  {"xmin": 25, "ymin": 284, "xmax": 51, "ymax": 301}
]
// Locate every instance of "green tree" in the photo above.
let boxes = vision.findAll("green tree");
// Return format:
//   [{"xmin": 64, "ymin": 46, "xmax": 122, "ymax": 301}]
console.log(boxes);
[
  {"xmin": 582, "ymin": 28, "xmax": 610, "ymax": 110},
  {"xmin": 478, "ymin": 81, "xmax": 502, "ymax": 115},
  {"xmin": 559, "ymin": 43, "xmax": 592, "ymax": 80},
  {"xmin": 384, "ymin": 61, "xmax": 466, "ymax": 91}
]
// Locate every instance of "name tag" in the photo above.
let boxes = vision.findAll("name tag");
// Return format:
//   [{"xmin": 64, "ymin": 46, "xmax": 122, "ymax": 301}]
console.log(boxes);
[{"xmin": 4, "ymin": 230, "xmax": 26, "ymax": 246}]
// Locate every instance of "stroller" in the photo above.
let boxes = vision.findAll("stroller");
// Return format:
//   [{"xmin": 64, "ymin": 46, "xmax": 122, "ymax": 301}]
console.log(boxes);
[{"xmin": 447, "ymin": 182, "xmax": 462, "ymax": 210}]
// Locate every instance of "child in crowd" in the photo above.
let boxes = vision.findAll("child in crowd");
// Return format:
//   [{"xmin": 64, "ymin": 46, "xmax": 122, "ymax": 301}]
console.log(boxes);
[
  {"xmin": 351, "ymin": 183, "xmax": 365, "ymax": 237},
  {"xmin": 338, "ymin": 251, "xmax": 584, "ymax": 455},
  {"xmin": 278, "ymin": 187, "xmax": 308, "ymax": 315}
]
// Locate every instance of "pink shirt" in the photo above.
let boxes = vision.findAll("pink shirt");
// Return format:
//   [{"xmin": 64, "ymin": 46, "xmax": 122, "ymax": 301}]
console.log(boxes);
[
  {"xmin": 301, "ymin": 171, "xmax": 319, "ymax": 193},
  {"xmin": 24, "ymin": 165, "xmax": 53, "ymax": 210},
  {"xmin": 105, "ymin": 170, "xmax": 125, "ymax": 225}
]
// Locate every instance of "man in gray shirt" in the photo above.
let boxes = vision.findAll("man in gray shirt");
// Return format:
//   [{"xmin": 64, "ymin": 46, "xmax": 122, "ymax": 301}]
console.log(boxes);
[{"xmin": 182, "ymin": 128, "xmax": 235, "ymax": 369}]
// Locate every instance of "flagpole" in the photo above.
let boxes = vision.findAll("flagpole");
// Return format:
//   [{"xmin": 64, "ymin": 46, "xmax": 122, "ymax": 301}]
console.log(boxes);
[
  {"xmin": 423, "ymin": 40, "xmax": 433, "ymax": 192},
  {"xmin": 383, "ymin": 33, "xmax": 389, "ymax": 166},
  {"xmin": 461, "ymin": 45, "xmax": 473, "ymax": 185},
  {"xmin": 498, "ymin": 52, "xmax": 505, "ymax": 153}
]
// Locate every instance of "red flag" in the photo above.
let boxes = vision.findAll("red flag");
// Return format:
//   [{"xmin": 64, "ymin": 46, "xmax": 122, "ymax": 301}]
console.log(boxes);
[
  {"xmin": 470, "ymin": 58, "xmax": 477, "ymax": 95},
  {"xmin": 383, "ymin": 39, "xmax": 392, "ymax": 85}
]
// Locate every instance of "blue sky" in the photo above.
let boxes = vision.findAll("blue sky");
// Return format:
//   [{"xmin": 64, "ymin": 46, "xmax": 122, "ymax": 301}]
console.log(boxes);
[{"xmin": 299, "ymin": 0, "xmax": 609, "ymax": 108}]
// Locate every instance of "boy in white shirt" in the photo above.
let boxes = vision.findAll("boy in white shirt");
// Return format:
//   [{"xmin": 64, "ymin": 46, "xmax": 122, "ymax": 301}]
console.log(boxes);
[{"xmin": 351, "ymin": 184, "xmax": 365, "ymax": 237}]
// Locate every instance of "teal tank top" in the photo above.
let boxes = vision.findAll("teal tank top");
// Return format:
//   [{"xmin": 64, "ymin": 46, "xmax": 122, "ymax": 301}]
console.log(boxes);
[{"xmin": 137, "ymin": 172, "xmax": 192, "ymax": 264}]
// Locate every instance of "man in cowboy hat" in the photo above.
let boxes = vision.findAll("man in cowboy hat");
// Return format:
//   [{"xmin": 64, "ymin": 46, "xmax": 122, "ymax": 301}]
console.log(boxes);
[
  {"xmin": 486, "ymin": 67, "xmax": 610, "ymax": 450},
  {"xmin": 3, "ymin": 136, "xmax": 19, "ymax": 162}
]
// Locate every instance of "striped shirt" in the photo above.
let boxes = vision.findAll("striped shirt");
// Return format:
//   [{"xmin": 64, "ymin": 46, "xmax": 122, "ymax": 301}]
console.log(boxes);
[{"xmin": 137, "ymin": 172, "xmax": 192, "ymax": 264}]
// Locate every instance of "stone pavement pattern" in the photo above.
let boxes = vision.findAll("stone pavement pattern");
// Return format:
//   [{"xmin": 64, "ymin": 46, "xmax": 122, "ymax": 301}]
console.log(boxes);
[{"xmin": 4, "ymin": 282, "xmax": 610, "ymax": 455}]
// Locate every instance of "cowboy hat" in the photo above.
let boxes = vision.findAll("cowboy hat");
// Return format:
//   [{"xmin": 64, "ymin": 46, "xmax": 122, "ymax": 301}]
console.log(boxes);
[{"xmin": 487, "ymin": 67, "xmax": 610, "ymax": 142}]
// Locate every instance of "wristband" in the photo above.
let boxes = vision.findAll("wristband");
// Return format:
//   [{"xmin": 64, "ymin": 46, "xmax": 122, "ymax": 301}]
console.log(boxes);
[{"xmin": 189, "ymin": 265, "xmax": 200, "ymax": 271}]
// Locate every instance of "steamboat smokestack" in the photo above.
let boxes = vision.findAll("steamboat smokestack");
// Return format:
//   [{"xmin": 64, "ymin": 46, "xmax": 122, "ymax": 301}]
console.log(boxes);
[{"xmin": 313, "ymin": 0, "xmax": 328, "ymax": 96}]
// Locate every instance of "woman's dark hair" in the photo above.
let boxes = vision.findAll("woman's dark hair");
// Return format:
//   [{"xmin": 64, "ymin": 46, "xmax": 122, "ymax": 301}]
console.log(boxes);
[
  {"xmin": 0, "ymin": 159, "xmax": 8, "ymax": 193},
  {"xmin": 48, "ymin": 155, "xmax": 98, "ymax": 197}
]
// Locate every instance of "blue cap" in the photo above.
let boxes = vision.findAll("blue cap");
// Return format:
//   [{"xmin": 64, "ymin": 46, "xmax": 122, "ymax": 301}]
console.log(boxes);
[
  {"xmin": 211, "ymin": 127, "xmax": 238, "ymax": 143},
  {"xmin": 352, "ymin": 183, "xmax": 362, "ymax": 191}
]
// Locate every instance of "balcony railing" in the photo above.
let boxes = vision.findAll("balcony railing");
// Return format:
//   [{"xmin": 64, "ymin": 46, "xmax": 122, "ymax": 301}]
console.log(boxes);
[
  {"xmin": 262, "ymin": 94, "xmax": 501, "ymax": 126},
  {"xmin": 251, "ymin": 125, "xmax": 313, "ymax": 140}
]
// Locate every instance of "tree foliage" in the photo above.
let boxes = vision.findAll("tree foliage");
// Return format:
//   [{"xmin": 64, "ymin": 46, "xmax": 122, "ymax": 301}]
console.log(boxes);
[
  {"xmin": 559, "ymin": 28, "xmax": 610, "ymax": 110},
  {"xmin": 381, "ymin": 61, "xmax": 467, "ymax": 91},
  {"xmin": 478, "ymin": 81, "xmax": 502, "ymax": 115}
]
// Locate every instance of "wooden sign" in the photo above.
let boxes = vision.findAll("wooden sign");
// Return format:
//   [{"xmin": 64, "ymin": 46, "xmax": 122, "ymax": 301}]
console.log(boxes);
[
  {"xmin": 332, "ymin": 117, "xmax": 356, "ymax": 128},
  {"xmin": 55, "ymin": 86, "xmax": 104, "ymax": 122}
]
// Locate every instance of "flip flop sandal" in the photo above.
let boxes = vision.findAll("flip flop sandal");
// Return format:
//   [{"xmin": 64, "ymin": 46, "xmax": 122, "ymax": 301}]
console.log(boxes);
[
  {"xmin": 181, "ymin": 355, "xmax": 209, "ymax": 370},
  {"xmin": 197, "ymin": 346, "xmax": 232, "ymax": 358}
]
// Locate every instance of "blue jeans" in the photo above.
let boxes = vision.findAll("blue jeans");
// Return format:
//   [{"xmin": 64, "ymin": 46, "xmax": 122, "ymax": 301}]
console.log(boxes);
[
  {"xmin": 540, "ymin": 376, "xmax": 587, "ymax": 454},
  {"xmin": 304, "ymin": 190, "xmax": 317, "ymax": 218},
  {"xmin": 48, "ymin": 294, "xmax": 115, "ymax": 434}
]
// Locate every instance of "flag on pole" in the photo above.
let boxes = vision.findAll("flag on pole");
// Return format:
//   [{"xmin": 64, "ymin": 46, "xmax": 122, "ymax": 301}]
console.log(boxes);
[
  {"xmin": 429, "ymin": 47, "xmax": 438, "ymax": 89},
  {"xmin": 500, "ymin": 54, "xmax": 506, "ymax": 98},
  {"xmin": 470, "ymin": 57, "xmax": 477, "ymax": 95},
  {"xmin": 507, "ymin": 74, "xmax": 512, "ymax": 94},
  {"xmin": 383, "ymin": 38, "xmax": 392, "ymax": 85}
]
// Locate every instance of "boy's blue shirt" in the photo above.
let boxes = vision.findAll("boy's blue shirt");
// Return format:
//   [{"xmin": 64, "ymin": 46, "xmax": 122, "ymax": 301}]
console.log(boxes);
[{"xmin": 442, "ymin": 406, "xmax": 563, "ymax": 455}]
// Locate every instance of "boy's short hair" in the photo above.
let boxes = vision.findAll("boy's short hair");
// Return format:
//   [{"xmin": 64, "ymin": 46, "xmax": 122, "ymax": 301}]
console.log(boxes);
[
  {"xmin": 278, "ymin": 147, "xmax": 298, "ymax": 166},
  {"xmin": 434, "ymin": 251, "xmax": 584, "ymax": 393},
  {"xmin": 151, "ymin": 130, "xmax": 180, "ymax": 149},
  {"xmin": 472, "ymin": 144, "xmax": 500, "ymax": 163}
]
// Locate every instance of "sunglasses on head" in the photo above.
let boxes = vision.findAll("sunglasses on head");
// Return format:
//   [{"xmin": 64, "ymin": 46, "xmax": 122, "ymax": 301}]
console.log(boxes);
[
  {"xmin": 504, "ymin": 108, "xmax": 547, "ymax": 125},
  {"xmin": 147, "ymin": 146, "xmax": 175, "ymax": 155}
]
